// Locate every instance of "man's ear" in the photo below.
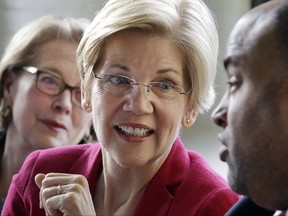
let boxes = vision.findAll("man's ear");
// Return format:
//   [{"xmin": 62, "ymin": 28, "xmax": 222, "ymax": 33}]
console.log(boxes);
[
  {"xmin": 182, "ymin": 110, "xmax": 198, "ymax": 128},
  {"xmin": 2, "ymin": 69, "xmax": 16, "ymax": 106},
  {"xmin": 81, "ymin": 80, "xmax": 92, "ymax": 113}
]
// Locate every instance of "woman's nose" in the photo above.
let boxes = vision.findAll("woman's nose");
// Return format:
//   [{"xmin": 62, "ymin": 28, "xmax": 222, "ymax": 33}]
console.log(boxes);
[
  {"xmin": 52, "ymin": 89, "xmax": 73, "ymax": 114},
  {"xmin": 122, "ymin": 87, "xmax": 154, "ymax": 115}
]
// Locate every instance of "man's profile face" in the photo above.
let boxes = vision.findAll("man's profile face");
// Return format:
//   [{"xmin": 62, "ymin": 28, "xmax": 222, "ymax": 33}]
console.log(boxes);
[{"xmin": 212, "ymin": 10, "xmax": 288, "ymax": 209}]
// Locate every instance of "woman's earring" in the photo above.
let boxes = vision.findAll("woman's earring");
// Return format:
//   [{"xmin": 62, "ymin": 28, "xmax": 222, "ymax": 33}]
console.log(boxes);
[
  {"xmin": 4, "ymin": 103, "xmax": 11, "ymax": 116},
  {"xmin": 186, "ymin": 118, "xmax": 190, "ymax": 124},
  {"xmin": 83, "ymin": 102, "xmax": 91, "ymax": 111}
]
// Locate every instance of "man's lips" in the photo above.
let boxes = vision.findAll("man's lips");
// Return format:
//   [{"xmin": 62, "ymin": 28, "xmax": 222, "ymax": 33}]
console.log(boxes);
[
  {"xmin": 218, "ymin": 133, "xmax": 228, "ymax": 162},
  {"xmin": 40, "ymin": 119, "xmax": 67, "ymax": 132},
  {"xmin": 219, "ymin": 145, "xmax": 228, "ymax": 162}
]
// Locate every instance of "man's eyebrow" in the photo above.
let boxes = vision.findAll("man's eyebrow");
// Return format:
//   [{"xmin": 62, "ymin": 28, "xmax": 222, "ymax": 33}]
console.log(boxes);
[{"xmin": 223, "ymin": 57, "xmax": 239, "ymax": 70}]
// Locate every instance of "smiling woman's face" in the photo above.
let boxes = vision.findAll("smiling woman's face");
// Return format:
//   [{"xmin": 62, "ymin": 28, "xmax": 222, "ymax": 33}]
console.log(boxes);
[
  {"xmin": 84, "ymin": 30, "xmax": 195, "ymax": 168},
  {"xmin": 4, "ymin": 40, "xmax": 92, "ymax": 149}
]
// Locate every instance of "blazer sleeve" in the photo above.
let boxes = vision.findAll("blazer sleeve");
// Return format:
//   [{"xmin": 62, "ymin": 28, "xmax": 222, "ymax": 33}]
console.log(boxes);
[
  {"xmin": 195, "ymin": 187, "xmax": 240, "ymax": 216},
  {"xmin": 2, "ymin": 177, "xmax": 27, "ymax": 216},
  {"xmin": 2, "ymin": 150, "xmax": 44, "ymax": 216}
]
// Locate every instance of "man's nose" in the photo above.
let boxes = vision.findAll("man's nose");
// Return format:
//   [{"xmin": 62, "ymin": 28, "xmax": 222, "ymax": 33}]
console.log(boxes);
[{"xmin": 211, "ymin": 93, "xmax": 228, "ymax": 128}]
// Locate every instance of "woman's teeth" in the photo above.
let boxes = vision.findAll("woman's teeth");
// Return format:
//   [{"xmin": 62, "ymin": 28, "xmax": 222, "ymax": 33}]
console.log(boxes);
[{"xmin": 117, "ymin": 126, "xmax": 153, "ymax": 137}]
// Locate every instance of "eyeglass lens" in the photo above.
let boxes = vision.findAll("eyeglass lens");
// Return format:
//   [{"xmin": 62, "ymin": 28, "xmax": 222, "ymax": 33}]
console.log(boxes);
[{"xmin": 36, "ymin": 72, "xmax": 82, "ymax": 107}]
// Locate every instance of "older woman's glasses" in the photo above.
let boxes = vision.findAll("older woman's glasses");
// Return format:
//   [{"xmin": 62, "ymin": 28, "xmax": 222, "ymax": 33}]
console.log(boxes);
[
  {"xmin": 93, "ymin": 73, "xmax": 192, "ymax": 99},
  {"xmin": 12, "ymin": 66, "xmax": 82, "ymax": 108}
]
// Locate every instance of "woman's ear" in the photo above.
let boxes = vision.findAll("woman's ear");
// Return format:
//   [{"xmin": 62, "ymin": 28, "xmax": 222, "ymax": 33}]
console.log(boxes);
[
  {"xmin": 2, "ymin": 69, "xmax": 16, "ymax": 106},
  {"xmin": 81, "ymin": 81, "xmax": 92, "ymax": 113},
  {"xmin": 182, "ymin": 110, "xmax": 198, "ymax": 128}
]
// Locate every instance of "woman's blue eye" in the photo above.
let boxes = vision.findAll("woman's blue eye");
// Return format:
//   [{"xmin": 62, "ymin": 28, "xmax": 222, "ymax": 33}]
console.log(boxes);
[
  {"xmin": 109, "ymin": 75, "xmax": 130, "ymax": 85},
  {"xmin": 39, "ymin": 74, "xmax": 58, "ymax": 86},
  {"xmin": 158, "ymin": 82, "xmax": 173, "ymax": 91}
]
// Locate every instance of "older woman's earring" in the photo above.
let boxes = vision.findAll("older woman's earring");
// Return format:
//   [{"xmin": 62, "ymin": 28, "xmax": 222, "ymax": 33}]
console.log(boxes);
[
  {"xmin": 186, "ymin": 118, "xmax": 190, "ymax": 124},
  {"xmin": 84, "ymin": 102, "xmax": 90, "ymax": 108},
  {"xmin": 83, "ymin": 101, "xmax": 91, "ymax": 111},
  {"xmin": 4, "ymin": 103, "xmax": 11, "ymax": 116}
]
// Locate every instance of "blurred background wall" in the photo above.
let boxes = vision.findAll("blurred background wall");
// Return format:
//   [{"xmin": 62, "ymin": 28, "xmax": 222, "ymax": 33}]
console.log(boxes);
[{"xmin": 0, "ymin": 0, "xmax": 252, "ymax": 179}]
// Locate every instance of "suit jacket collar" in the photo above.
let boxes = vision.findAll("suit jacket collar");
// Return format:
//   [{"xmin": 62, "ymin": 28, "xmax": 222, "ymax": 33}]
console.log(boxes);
[{"xmin": 133, "ymin": 137, "xmax": 188, "ymax": 215}]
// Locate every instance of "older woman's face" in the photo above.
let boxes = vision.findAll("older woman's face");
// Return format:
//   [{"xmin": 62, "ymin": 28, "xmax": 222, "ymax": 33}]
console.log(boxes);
[
  {"xmin": 5, "ymin": 40, "xmax": 91, "ymax": 149},
  {"xmin": 86, "ymin": 30, "xmax": 194, "ymax": 167}
]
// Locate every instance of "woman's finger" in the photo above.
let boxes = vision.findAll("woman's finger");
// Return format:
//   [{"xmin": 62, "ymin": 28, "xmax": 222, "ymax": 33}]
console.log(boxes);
[{"xmin": 34, "ymin": 173, "xmax": 45, "ymax": 209}]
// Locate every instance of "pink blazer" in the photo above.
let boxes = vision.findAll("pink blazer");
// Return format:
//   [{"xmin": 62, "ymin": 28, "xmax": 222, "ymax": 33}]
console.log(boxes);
[{"xmin": 3, "ymin": 137, "xmax": 239, "ymax": 215}]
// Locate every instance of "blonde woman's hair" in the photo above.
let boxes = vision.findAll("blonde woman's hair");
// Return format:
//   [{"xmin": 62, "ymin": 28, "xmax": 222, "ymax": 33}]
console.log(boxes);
[{"xmin": 78, "ymin": 0, "xmax": 219, "ymax": 114}]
